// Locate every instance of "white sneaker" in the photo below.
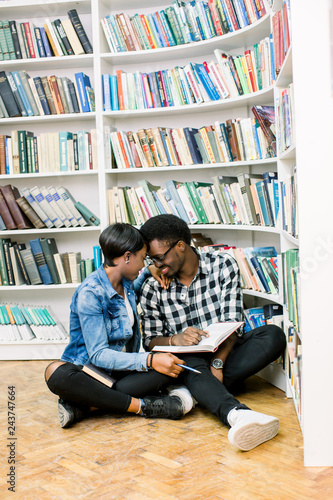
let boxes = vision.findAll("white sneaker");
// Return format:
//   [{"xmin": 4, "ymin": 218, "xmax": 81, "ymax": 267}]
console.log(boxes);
[
  {"xmin": 166, "ymin": 385, "xmax": 196, "ymax": 414},
  {"xmin": 227, "ymin": 409, "xmax": 280, "ymax": 451}
]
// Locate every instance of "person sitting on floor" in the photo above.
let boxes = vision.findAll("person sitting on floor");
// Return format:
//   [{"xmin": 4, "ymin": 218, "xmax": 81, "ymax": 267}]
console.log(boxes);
[
  {"xmin": 137, "ymin": 214, "xmax": 286, "ymax": 451},
  {"xmin": 45, "ymin": 223, "xmax": 195, "ymax": 428}
]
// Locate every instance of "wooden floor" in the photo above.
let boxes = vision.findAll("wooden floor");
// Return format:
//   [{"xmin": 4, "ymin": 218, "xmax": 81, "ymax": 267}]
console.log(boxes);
[{"xmin": 0, "ymin": 361, "xmax": 332, "ymax": 499}]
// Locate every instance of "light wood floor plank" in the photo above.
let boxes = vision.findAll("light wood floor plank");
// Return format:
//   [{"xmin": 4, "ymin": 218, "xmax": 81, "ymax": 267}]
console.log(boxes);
[{"xmin": 0, "ymin": 360, "xmax": 332, "ymax": 499}]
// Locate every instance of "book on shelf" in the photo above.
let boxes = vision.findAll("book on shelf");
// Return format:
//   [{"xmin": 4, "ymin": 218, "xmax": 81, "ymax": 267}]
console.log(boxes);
[
  {"xmin": 106, "ymin": 118, "xmax": 274, "ymax": 173},
  {"xmin": 1, "ymin": 129, "xmax": 97, "ymax": 175},
  {"xmin": 100, "ymin": 0, "xmax": 267, "ymax": 54},
  {"xmin": 0, "ymin": 10, "xmax": 91, "ymax": 62},
  {"xmin": 0, "ymin": 184, "xmax": 97, "ymax": 231},
  {"xmin": 0, "ymin": 71, "xmax": 94, "ymax": 119},
  {"xmin": 243, "ymin": 306, "xmax": 265, "ymax": 331},
  {"xmin": 29, "ymin": 238, "xmax": 54, "ymax": 285},
  {"xmin": 106, "ymin": 170, "xmax": 279, "ymax": 229},
  {"xmin": 81, "ymin": 364, "xmax": 117, "ymax": 388},
  {"xmin": 152, "ymin": 321, "xmax": 244, "ymax": 353},
  {"xmin": 0, "ymin": 184, "xmax": 31, "ymax": 229},
  {"xmin": 102, "ymin": 38, "xmax": 275, "ymax": 112},
  {"xmin": 0, "ymin": 303, "xmax": 68, "ymax": 342}
]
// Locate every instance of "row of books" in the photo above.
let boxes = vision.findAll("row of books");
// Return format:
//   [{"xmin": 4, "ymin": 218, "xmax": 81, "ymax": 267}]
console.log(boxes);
[
  {"xmin": 272, "ymin": 1, "xmax": 291, "ymax": 76},
  {"xmin": 0, "ymin": 9, "xmax": 92, "ymax": 61},
  {"xmin": 280, "ymin": 167, "xmax": 298, "ymax": 238},
  {"xmin": 282, "ymin": 248, "xmax": 299, "ymax": 331},
  {"xmin": 276, "ymin": 84, "xmax": 295, "ymax": 154},
  {"xmin": 0, "ymin": 71, "xmax": 94, "ymax": 119},
  {"xmin": 107, "ymin": 173, "xmax": 279, "ymax": 229},
  {"xmin": 243, "ymin": 303, "xmax": 283, "ymax": 331},
  {"xmin": 0, "ymin": 303, "xmax": 68, "ymax": 341},
  {"xmin": 0, "ymin": 236, "xmax": 98, "ymax": 287},
  {"xmin": 0, "ymin": 184, "xmax": 100, "ymax": 231},
  {"xmin": 102, "ymin": 42, "xmax": 275, "ymax": 112},
  {"xmin": 0, "ymin": 129, "xmax": 98, "ymax": 175},
  {"xmin": 101, "ymin": 0, "xmax": 267, "ymax": 53},
  {"xmin": 198, "ymin": 242, "xmax": 279, "ymax": 294},
  {"xmin": 106, "ymin": 116, "xmax": 274, "ymax": 173}
]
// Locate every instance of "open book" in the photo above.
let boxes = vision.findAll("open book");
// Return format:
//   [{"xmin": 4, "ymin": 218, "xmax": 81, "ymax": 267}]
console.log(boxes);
[
  {"xmin": 152, "ymin": 321, "xmax": 244, "ymax": 353},
  {"xmin": 82, "ymin": 364, "xmax": 117, "ymax": 388}
]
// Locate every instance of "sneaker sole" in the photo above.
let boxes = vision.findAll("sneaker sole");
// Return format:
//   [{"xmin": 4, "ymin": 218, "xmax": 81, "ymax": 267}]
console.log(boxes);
[
  {"xmin": 58, "ymin": 404, "xmax": 73, "ymax": 429},
  {"xmin": 228, "ymin": 418, "xmax": 279, "ymax": 451}
]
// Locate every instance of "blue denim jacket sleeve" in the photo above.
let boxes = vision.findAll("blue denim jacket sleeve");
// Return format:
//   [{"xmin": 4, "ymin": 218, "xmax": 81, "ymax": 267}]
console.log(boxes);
[{"xmin": 77, "ymin": 287, "xmax": 149, "ymax": 372}]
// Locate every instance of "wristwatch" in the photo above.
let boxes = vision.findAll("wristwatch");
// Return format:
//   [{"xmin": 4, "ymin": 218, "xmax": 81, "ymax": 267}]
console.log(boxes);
[{"xmin": 210, "ymin": 358, "xmax": 224, "ymax": 370}]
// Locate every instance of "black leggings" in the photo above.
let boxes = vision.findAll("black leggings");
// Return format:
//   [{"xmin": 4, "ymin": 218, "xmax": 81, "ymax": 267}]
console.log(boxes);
[{"xmin": 46, "ymin": 362, "xmax": 175, "ymax": 413}]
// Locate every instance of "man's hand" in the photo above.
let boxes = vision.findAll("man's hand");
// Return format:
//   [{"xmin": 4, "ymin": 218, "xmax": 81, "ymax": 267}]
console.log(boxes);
[
  {"xmin": 172, "ymin": 327, "xmax": 209, "ymax": 346},
  {"xmin": 148, "ymin": 264, "xmax": 172, "ymax": 290},
  {"xmin": 150, "ymin": 353, "xmax": 184, "ymax": 377}
]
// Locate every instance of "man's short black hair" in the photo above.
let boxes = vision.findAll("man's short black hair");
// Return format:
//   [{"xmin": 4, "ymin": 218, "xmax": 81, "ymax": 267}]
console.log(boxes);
[
  {"xmin": 99, "ymin": 223, "xmax": 144, "ymax": 267},
  {"xmin": 140, "ymin": 215, "xmax": 191, "ymax": 246}
]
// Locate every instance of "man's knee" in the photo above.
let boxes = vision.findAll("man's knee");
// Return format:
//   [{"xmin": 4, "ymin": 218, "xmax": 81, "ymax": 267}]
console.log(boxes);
[
  {"xmin": 266, "ymin": 324, "xmax": 286, "ymax": 350},
  {"xmin": 248, "ymin": 324, "xmax": 286, "ymax": 356}
]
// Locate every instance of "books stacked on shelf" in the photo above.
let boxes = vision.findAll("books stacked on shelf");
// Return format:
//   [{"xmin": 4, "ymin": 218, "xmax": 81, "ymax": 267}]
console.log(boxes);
[
  {"xmin": 0, "ymin": 303, "xmax": 68, "ymax": 341},
  {"xmin": 0, "ymin": 236, "xmax": 96, "ymax": 286},
  {"xmin": 0, "ymin": 9, "xmax": 92, "ymax": 61},
  {"xmin": 101, "ymin": 0, "xmax": 267, "ymax": 53},
  {"xmin": 271, "ymin": 0, "xmax": 291, "ymax": 76},
  {"xmin": 275, "ymin": 83, "xmax": 295, "ymax": 154},
  {"xmin": 282, "ymin": 247, "xmax": 299, "ymax": 331},
  {"xmin": 280, "ymin": 166, "xmax": 298, "ymax": 238},
  {"xmin": 243, "ymin": 303, "xmax": 283, "ymax": 331},
  {"xmin": 107, "ymin": 172, "xmax": 279, "ymax": 228},
  {"xmin": 197, "ymin": 243, "xmax": 279, "ymax": 294},
  {"xmin": 105, "ymin": 116, "xmax": 275, "ymax": 172},
  {"xmin": 0, "ymin": 129, "xmax": 98, "ymax": 175},
  {"xmin": 0, "ymin": 184, "xmax": 100, "ymax": 230},
  {"xmin": 102, "ymin": 40, "xmax": 275, "ymax": 111},
  {"xmin": 0, "ymin": 71, "xmax": 95, "ymax": 119}
]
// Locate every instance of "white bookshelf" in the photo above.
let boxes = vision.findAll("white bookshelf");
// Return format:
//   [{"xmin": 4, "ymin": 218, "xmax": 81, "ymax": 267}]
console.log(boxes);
[{"xmin": 1, "ymin": 0, "xmax": 332, "ymax": 466}]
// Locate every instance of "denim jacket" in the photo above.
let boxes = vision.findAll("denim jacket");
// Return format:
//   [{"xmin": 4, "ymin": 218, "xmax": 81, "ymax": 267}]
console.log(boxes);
[{"xmin": 61, "ymin": 265, "xmax": 151, "ymax": 372}]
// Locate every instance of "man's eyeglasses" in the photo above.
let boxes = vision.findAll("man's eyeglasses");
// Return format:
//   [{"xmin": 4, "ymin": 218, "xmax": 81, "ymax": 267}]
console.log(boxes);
[{"xmin": 145, "ymin": 240, "xmax": 180, "ymax": 267}]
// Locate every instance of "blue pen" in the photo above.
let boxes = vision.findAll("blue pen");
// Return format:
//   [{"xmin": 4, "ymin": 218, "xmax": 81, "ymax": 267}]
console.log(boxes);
[{"xmin": 177, "ymin": 364, "xmax": 201, "ymax": 374}]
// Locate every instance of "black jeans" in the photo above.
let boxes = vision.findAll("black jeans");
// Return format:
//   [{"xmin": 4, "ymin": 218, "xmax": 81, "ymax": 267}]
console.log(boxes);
[
  {"xmin": 177, "ymin": 324, "xmax": 286, "ymax": 426},
  {"xmin": 46, "ymin": 363, "xmax": 175, "ymax": 413}
]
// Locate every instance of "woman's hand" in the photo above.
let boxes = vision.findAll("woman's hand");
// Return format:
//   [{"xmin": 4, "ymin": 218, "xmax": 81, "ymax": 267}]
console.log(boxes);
[
  {"xmin": 150, "ymin": 353, "xmax": 184, "ymax": 377},
  {"xmin": 148, "ymin": 264, "xmax": 172, "ymax": 290}
]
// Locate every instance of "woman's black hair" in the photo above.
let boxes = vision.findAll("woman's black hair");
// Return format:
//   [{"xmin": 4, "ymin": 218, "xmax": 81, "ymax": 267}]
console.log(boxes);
[
  {"xmin": 140, "ymin": 214, "xmax": 192, "ymax": 246},
  {"xmin": 99, "ymin": 223, "xmax": 145, "ymax": 267}
]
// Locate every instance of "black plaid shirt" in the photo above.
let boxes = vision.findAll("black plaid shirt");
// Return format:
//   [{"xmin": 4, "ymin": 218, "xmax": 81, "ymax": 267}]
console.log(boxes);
[{"xmin": 139, "ymin": 249, "xmax": 243, "ymax": 350}]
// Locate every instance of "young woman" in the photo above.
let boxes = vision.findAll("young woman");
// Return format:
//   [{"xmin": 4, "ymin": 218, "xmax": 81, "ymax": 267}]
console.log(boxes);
[{"xmin": 45, "ymin": 223, "xmax": 194, "ymax": 428}]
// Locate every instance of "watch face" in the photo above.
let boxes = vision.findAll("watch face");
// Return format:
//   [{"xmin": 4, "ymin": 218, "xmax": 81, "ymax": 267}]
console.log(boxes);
[{"xmin": 211, "ymin": 358, "xmax": 223, "ymax": 369}]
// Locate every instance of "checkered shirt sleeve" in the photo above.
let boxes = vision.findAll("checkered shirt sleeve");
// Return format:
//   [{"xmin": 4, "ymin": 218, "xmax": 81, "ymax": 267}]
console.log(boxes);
[{"xmin": 139, "ymin": 251, "xmax": 243, "ymax": 350}]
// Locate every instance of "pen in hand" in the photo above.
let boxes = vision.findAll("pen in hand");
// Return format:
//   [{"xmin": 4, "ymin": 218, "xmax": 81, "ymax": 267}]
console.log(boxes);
[{"xmin": 176, "ymin": 364, "xmax": 201, "ymax": 374}]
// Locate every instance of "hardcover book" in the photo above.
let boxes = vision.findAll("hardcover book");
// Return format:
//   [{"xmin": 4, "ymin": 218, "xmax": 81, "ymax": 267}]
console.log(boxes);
[{"xmin": 152, "ymin": 321, "xmax": 244, "ymax": 353}]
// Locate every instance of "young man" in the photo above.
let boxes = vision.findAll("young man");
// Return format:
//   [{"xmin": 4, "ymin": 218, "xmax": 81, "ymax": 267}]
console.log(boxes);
[{"xmin": 138, "ymin": 214, "xmax": 286, "ymax": 452}]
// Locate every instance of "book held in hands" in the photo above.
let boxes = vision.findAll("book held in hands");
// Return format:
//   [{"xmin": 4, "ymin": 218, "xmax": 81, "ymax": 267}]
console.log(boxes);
[{"xmin": 152, "ymin": 321, "xmax": 244, "ymax": 353}]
